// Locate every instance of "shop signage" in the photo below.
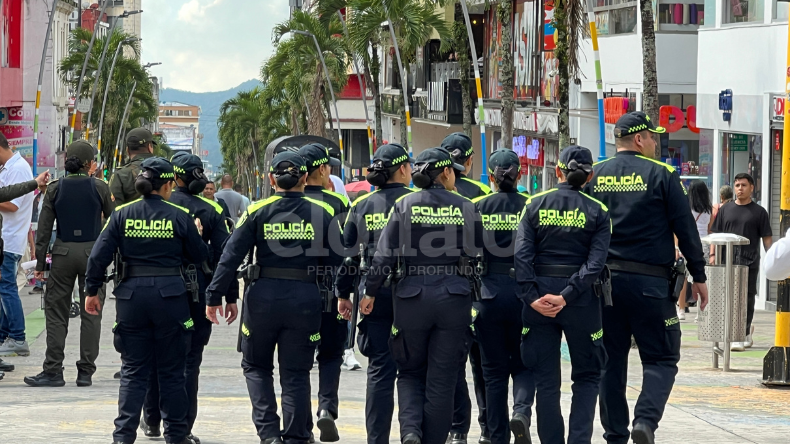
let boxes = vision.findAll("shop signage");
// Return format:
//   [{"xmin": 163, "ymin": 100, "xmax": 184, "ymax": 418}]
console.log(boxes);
[
  {"xmin": 659, "ymin": 105, "xmax": 699, "ymax": 133},
  {"xmin": 730, "ymin": 133, "xmax": 749, "ymax": 151},
  {"xmin": 772, "ymin": 95, "xmax": 784, "ymax": 122},
  {"xmin": 479, "ymin": 108, "xmax": 559, "ymax": 135}
]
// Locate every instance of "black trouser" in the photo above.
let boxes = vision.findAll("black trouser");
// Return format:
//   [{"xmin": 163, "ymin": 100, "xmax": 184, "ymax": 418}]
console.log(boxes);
[
  {"xmin": 522, "ymin": 298, "xmax": 604, "ymax": 444},
  {"xmin": 599, "ymin": 272, "xmax": 680, "ymax": 444},
  {"xmin": 746, "ymin": 265, "xmax": 758, "ymax": 336},
  {"xmin": 112, "ymin": 277, "xmax": 191, "ymax": 444},
  {"xmin": 475, "ymin": 275, "xmax": 535, "ymax": 444},
  {"xmin": 307, "ymin": 297, "xmax": 348, "ymax": 428},
  {"xmin": 451, "ymin": 342, "xmax": 487, "ymax": 437},
  {"xmin": 391, "ymin": 275, "xmax": 471, "ymax": 444},
  {"xmin": 242, "ymin": 278, "xmax": 322, "ymax": 444},
  {"xmin": 357, "ymin": 279, "xmax": 397, "ymax": 444}
]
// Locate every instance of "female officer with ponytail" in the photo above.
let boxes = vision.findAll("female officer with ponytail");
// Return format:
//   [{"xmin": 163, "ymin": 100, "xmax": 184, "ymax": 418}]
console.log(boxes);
[
  {"xmin": 206, "ymin": 151, "xmax": 342, "ymax": 444},
  {"xmin": 514, "ymin": 146, "xmax": 611, "ymax": 444},
  {"xmin": 365, "ymin": 147, "xmax": 479, "ymax": 444},
  {"xmin": 336, "ymin": 143, "xmax": 413, "ymax": 444},
  {"xmin": 471, "ymin": 149, "xmax": 534, "ymax": 444}
]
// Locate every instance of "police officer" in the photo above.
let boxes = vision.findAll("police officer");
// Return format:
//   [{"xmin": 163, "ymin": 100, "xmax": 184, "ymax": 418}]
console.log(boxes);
[
  {"xmin": 365, "ymin": 147, "xmax": 478, "ymax": 444},
  {"xmin": 23, "ymin": 141, "xmax": 114, "ymax": 388},
  {"xmin": 140, "ymin": 153, "xmax": 239, "ymax": 443},
  {"xmin": 471, "ymin": 149, "xmax": 534, "ymax": 444},
  {"xmin": 515, "ymin": 146, "xmax": 611, "ymax": 444},
  {"xmin": 585, "ymin": 112, "xmax": 708, "ymax": 444},
  {"xmin": 298, "ymin": 142, "xmax": 350, "ymax": 442},
  {"xmin": 336, "ymin": 144, "xmax": 414, "ymax": 444},
  {"xmin": 441, "ymin": 132, "xmax": 490, "ymax": 444},
  {"xmin": 205, "ymin": 151, "xmax": 341, "ymax": 444},
  {"xmin": 85, "ymin": 157, "xmax": 208, "ymax": 444},
  {"xmin": 109, "ymin": 128, "xmax": 156, "ymax": 204}
]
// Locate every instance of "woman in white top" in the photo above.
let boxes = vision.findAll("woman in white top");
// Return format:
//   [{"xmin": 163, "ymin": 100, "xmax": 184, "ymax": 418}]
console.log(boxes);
[{"xmin": 677, "ymin": 180, "xmax": 713, "ymax": 319}]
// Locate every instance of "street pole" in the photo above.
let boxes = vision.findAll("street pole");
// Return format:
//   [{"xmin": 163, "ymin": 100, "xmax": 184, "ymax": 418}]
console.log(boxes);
[
  {"xmin": 763, "ymin": 1, "xmax": 790, "ymax": 386},
  {"xmin": 293, "ymin": 30, "xmax": 345, "ymax": 180},
  {"xmin": 338, "ymin": 11, "xmax": 374, "ymax": 160},
  {"xmin": 459, "ymin": 0, "xmax": 487, "ymax": 185},
  {"xmin": 384, "ymin": 19, "xmax": 412, "ymax": 154},
  {"xmin": 112, "ymin": 81, "xmax": 136, "ymax": 173},
  {"xmin": 85, "ymin": 15, "xmax": 121, "ymax": 141},
  {"xmin": 586, "ymin": 0, "xmax": 606, "ymax": 161},
  {"xmin": 33, "ymin": 0, "xmax": 59, "ymax": 175},
  {"xmin": 97, "ymin": 38, "xmax": 138, "ymax": 163},
  {"xmin": 68, "ymin": 0, "xmax": 109, "ymax": 144}
]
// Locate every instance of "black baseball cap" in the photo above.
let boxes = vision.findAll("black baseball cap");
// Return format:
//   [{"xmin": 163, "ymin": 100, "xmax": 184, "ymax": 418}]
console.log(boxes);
[
  {"xmin": 414, "ymin": 147, "xmax": 465, "ymax": 172},
  {"xmin": 298, "ymin": 143, "xmax": 341, "ymax": 172},
  {"xmin": 614, "ymin": 111, "xmax": 666, "ymax": 138},
  {"xmin": 271, "ymin": 151, "xmax": 307, "ymax": 173},
  {"xmin": 371, "ymin": 143, "xmax": 412, "ymax": 168},
  {"xmin": 140, "ymin": 157, "xmax": 174, "ymax": 180},
  {"xmin": 558, "ymin": 145, "xmax": 594, "ymax": 173},
  {"xmin": 488, "ymin": 149, "xmax": 520, "ymax": 173},
  {"xmin": 441, "ymin": 132, "xmax": 474, "ymax": 162},
  {"xmin": 66, "ymin": 140, "xmax": 97, "ymax": 164},
  {"xmin": 171, "ymin": 153, "xmax": 203, "ymax": 175},
  {"xmin": 126, "ymin": 128, "xmax": 157, "ymax": 148}
]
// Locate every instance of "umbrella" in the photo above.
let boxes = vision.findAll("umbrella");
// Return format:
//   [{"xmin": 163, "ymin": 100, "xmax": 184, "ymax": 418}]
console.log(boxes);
[{"xmin": 345, "ymin": 180, "xmax": 373, "ymax": 193}]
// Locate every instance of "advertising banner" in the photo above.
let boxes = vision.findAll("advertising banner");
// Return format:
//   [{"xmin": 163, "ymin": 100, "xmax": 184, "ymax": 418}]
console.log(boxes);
[{"xmin": 0, "ymin": 106, "xmax": 57, "ymax": 168}]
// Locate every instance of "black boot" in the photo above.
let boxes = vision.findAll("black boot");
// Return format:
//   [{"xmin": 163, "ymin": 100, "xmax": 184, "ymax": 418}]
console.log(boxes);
[
  {"xmin": 0, "ymin": 358, "xmax": 14, "ymax": 372},
  {"xmin": 76, "ymin": 371, "xmax": 92, "ymax": 387},
  {"xmin": 24, "ymin": 371, "xmax": 66, "ymax": 387},
  {"xmin": 139, "ymin": 417, "xmax": 161, "ymax": 437},
  {"xmin": 631, "ymin": 423, "xmax": 655, "ymax": 444},
  {"xmin": 478, "ymin": 427, "xmax": 492, "ymax": 444},
  {"xmin": 510, "ymin": 412, "xmax": 532, "ymax": 444},
  {"xmin": 260, "ymin": 438, "xmax": 283, "ymax": 444},
  {"xmin": 187, "ymin": 433, "xmax": 201, "ymax": 444},
  {"xmin": 448, "ymin": 432, "xmax": 468, "ymax": 444},
  {"xmin": 113, "ymin": 370, "xmax": 121, "ymax": 379},
  {"xmin": 316, "ymin": 410, "xmax": 340, "ymax": 442},
  {"xmin": 403, "ymin": 433, "xmax": 422, "ymax": 444}
]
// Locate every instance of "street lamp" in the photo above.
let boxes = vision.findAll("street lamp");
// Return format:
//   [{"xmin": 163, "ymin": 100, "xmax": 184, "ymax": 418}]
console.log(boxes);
[
  {"xmin": 85, "ymin": 10, "xmax": 143, "ymax": 141},
  {"xmin": 292, "ymin": 29, "xmax": 346, "ymax": 180},
  {"xmin": 33, "ymin": 0, "xmax": 62, "ymax": 175},
  {"xmin": 380, "ymin": 19, "xmax": 411, "ymax": 154},
  {"xmin": 112, "ymin": 81, "xmax": 137, "ymax": 172},
  {"xmin": 337, "ymin": 11, "xmax": 373, "ymax": 161},
  {"xmin": 73, "ymin": 7, "xmax": 142, "ymax": 143},
  {"xmin": 96, "ymin": 37, "xmax": 140, "ymax": 161},
  {"xmin": 458, "ymin": 1, "xmax": 489, "ymax": 185},
  {"xmin": 143, "ymin": 62, "xmax": 162, "ymax": 69}
]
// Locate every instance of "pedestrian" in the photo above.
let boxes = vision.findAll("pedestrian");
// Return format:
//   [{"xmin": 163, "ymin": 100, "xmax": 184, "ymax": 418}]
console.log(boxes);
[
  {"xmin": 215, "ymin": 174, "xmax": 246, "ymax": 223},
  {"xmin": 441, "ymin": 131, "xmax": 491, "ymax": 444},
  {"xmin": 234, "ymin": 184, "xmax": 251, "ymax": 210},
  {"xmin": 109, "ymin": 128, "xmax": 156, "ymax": 205},
  {"xmin": 709, "ymin": 173, "xmax": 773, "ymax": 351},
  {"xmin": 364, "ymin": 147, "xmax": 478, "ymax": 444},
  {"xmin": 586, "ymin": 111, "xmax": 709, "ymax": 444},
  {"xmin": 711, "ymin": 184, "xmax": 733, "ymax": 223},
  {"xmin": 297, "ymin": 142, "xmax": 350, "ymax": 442},
  {"xmin": 764, "ymin": 226, "xmax": 790, "ymax": 281},
  {"xmin": 139, "ymin": 153, "xmax": 239, "ymax": 443},
  {"xmin": 472, "ymin": 149, "xmax": 534, "ymax": 444},
  {"xmin": 84, "ymin": 157, "xmax": 209, "ymax": 444},
  {"xmin": 677, "ymin": 180, "xmax": 713, "ymax": 321},
  {"xmin": 329, "ymin": 174, "xmax": 349, "ymax": 201},
  {"xmin": 202, "ymin": 180, "xmax": 232, "ymax": 219},
  {"xmin": 336, "ymin": 143, "xmax": 414, "ymax": 444},
  {"xmin": 515, "ymin": 146, "xmax": 610, "ymax": 444},
  {"xmin": 205, "ymin": 151, "xmax": 341, "ymax": 444},
  {"xmin": 23, "ymin": 141, "xmax": 114, "ymax": 388}
]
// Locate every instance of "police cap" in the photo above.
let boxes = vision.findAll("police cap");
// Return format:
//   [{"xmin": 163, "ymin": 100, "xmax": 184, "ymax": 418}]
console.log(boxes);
[
  {"xmin": 66, "ymin": 140, "xmax": 97, "ymax": 164},
  {"xmin": 414, "ymin": 147, "xmax": 465, "ymax": 172},
  {"xmin": 298, "ymin": 143, "xmax": 341, "ymax": 172},
  {"xmin": 171, "ymin": 153, "xmax": 203, "ymax": 175},
  {"xmin": 140, "ymin": 157, "xmax": 175, "ymax": 180},
  {"xmin": 127, "ymin": 127, "xmax": 158, "ymax": 148},
  {"xmin": 441, "ymin": 132, "xmax": 474, "ymax": 163},
  {"xmin": 271, "ymin": 151, "xmax": 307, "ymax": 174},
  {"xmin": 371, "ymin": 143, "xmax": 412, "ymax": 168},
  {"xmin": 614, "ymin": 111, "xmax": 666, "ymax": 138},
  {"xmin": 558, "ymin": 145, "xmax": 594, "ymax": 173},
  {"xmin": 488, "ymin": 149, "xmax": 520, "ymax": 173}
]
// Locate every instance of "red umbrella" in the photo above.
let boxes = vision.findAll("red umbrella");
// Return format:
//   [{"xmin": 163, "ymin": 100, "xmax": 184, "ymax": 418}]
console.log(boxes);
[{"xmin": 345, "ymin": 180, "xmax": 373, "ymax": 193}]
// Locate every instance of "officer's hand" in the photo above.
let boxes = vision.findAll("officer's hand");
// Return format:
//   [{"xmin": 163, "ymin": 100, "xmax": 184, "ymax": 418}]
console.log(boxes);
[
  {"xmin": 530, "ymin": 299, "xmax": 562, "ymax": 318},
  {"xmin": 194, "ymin": 218, "xmax": 204, "ymax": 236},
  {"xmin": 85, "ymin": 295, "xmax": 101, "ymax": 315},
  {"xmin": 338, "ymin": 298, "xmax": 353, "ymax": 320},
  {"xmin": 34, "ymin": 271, "xmax": 46, "ymax": 281},
  {"xmin": 35, "ymin": 171, "xmax": 50, "ymax": 188},
  {"xmin": 360, "ymin": 296, "xmax": 375, "ymax": 316},
  {"xmin": 541, "ymin": 294, "xmax": 566, "ymax": 307},
  {"xmin": 692, "ymin": 282, "xmax": 709, "ymax": 311},
  {"xmin": 225, "ymin": 303, "xmax": 239, "ymax": 325},
  {"xmin": 206, "ymin": 305, "xmax": 223, "ymax": 325}
]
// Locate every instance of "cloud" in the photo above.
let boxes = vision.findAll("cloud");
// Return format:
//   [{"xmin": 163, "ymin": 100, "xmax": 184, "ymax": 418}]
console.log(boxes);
[{"xmin": 177, "ymin": 0, "xmax": 227, "ymax": 24}]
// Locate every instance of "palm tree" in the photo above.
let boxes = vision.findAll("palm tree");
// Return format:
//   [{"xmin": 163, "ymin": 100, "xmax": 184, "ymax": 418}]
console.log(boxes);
[
  {"xmin": 452, "ymin": 2, "xmax": 473, "ymax": 137},
  {"xmin": 498, "ymin": 0, "xmax": 515, "ymax": 149},
  {"xmin": 552, "ymin": 0, "xmax": 587, "ymax": 147},
  {"xmin": 640, "ymin": 0, "xmax": 659, "ymax": 158}
]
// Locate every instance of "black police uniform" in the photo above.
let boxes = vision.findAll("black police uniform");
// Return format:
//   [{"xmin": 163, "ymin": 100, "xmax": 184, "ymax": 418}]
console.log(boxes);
[
  {"xmin": 515, "ymin": 146, "xmax": 611, "ymax": 444},
  {"xmin": 471, "ymin": 149, "xmax": 534, "ymax": 444},
  {"xmin": 336, "ymin": 144, "xmax": 414, "ymax": 444},
  {"xmin": 143, "ymin": 153, "xmax": 239, "ymax": 439},
  {"xmin": 366, "ymin": 148, "xmax": 478, "ymax": 444},
  {"xmin": 442, "ymin": 132, "xmax": 490, "ymax": 441},
  {"xmin": 86, "ymin": 157, "xmax": 209, "ymax": 444},
  {"xmin": 206, "ymin": 151, "xmax": 341, "ymax": 444},
  {"xmin": 298, "ymin": 143, "xmax": 350, "ymax": 437},
  {"xmin": 584, "ymin": 112, "xmax": 706, "ymax": 444}
]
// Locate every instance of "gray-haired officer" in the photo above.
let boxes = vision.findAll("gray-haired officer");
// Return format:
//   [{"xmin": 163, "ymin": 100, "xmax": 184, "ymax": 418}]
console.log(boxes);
[
  {"xmin": 516, "ymin": 146, "xmax": 611, "ymax": 444},
  {"xmin": 585, "ymin": 112, "xmax": 708, "ymax": 444},
  {"xmin": 206, "ymin": 151, "xmax": 341, "ymax": 444},
  {"xmin": 23, "ymin": 141, "xmax": 114, "ymax": 388},
  {"xmin": 471, "ymin": 149, "xmax": 534, "ymax": 444},
  {"xmin": 336, "ymin": 144, "xmax": 414, "ymax": 444},
  {"xmin": 365, "ymin": 147, "xmax": 478, "ymax": 444},
  {"xmin": 85, "ymin": 157, "xmax": 209, "ymax": 444}
]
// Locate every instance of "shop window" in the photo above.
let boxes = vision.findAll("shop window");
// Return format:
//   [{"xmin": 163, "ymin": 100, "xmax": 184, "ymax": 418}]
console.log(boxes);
[
  {"xmin": 1, "ymin": 0, "xmax": 22, "ymax": 69},
  {"xmin": 723, "ymin": 0, "xmax": 764, "ymax": 23},
  {"xmin": 655, "ymin": 1, "xmax": 705, "ymax": 29},
  {"xmin": 720, "ymin": 132, "xmax": 764, "ymax": 204},
  {"xmin": 775, "ymin": 0, "xmax": 789, "ymax": 20},
  {"xmin": 594, "ymin": 2, "xmax": 638, "ymax": 36}
]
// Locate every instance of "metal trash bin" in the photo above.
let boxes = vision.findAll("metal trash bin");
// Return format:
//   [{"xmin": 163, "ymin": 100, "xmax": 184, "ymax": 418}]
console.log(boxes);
[{"xmin": 697, "ymin": 233, "xmax": 750, "ymax": 371}]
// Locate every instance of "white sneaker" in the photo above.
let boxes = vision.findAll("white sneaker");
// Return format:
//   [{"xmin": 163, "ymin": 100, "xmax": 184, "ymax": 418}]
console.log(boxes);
[
  {"xmin": 342, "ymin": 349, "xmax": 361, "ymax": 371},
  {"xmin": 0, "ymin": 338, "xmax": 30, "ymax": 356},
  {"xmin": 677, "ymin": 308, "xmax": 686, "ymax": 321},
  {"xmin": 731, "ymin": 342, "xmax": 745, "ymax": 352},
  {"xmin": 745, "ymin": 326, "xmax": 755, "ymax": 348}
]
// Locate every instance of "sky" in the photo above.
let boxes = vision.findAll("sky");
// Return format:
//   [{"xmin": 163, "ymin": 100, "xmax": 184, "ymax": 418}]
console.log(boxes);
[{"xmin": 141, "ymin": 0, "xmax": 289, "ymax": 93}]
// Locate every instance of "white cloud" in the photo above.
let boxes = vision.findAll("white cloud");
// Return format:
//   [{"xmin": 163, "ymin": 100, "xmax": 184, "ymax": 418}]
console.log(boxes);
[{"xmin": 177, "ymin": 0, "xmax": 227, "ymax": 24}]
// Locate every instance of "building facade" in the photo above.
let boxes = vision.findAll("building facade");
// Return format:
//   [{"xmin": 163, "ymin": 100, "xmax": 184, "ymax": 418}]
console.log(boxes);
[{"xmin": 159, "ymin": 101, "xmax": 201, "ymax": 154}]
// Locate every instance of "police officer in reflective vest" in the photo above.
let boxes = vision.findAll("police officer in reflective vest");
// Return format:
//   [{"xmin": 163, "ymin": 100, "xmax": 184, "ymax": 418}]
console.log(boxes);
[
  {"xmin": 515, "ymin": 146, "xmax": 611, "ymax": 444},
  {"xmin": 23, "ymin": 141, "xmax": 114, "ymax": 388},
  {"xmin": 298, "ymin": 142, "xmax": 350, "ymax": 441},
  {"xmin": 365, "ymin": 147, "xmax": 478, "ymax": 444},
  {"xmin": 206, "ymin": 151, "xmax": 341, "ymax": 444},
  {"xmin": 585, "ymin": 112, "xmax": 708, "ymax": 444},
  {"xmin": 336, "ymin": 144, "xmax": 414, "ymax": 444},
  {"xmin": 109, "ymin": 128, "xmax": 157, "ymax": 204},
  {"xmin": 471, "ymin": 149, "xmax": 534, "ymax": 444},
  {"xmin": 85, "ymin": 157, "xmax": 209, "ymax": 444},
  {"xmin": 139, "ymin": 153, "xmax": 239, "ymax": 443}
]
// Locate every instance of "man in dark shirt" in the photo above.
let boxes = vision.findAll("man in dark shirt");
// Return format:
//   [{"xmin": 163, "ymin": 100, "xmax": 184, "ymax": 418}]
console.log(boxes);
[{"xmin": 710, "ymin": 172, "xmax": 773, "ymax": 351}]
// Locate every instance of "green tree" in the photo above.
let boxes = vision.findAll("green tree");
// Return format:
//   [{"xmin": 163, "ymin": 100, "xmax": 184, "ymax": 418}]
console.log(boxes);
[
  {"xmin": 553, "ymin": 0, "xmax": 587, "ymax": 147},
  {"xmin": 640, "ymin": 0, "xmax": 660, "ymax": 158}
]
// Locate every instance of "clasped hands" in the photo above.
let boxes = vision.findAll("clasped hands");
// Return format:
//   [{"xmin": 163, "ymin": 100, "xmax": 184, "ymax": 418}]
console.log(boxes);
[{"xmin": 530, "ymin": 294, "xmax": 566, "ymax": 318}]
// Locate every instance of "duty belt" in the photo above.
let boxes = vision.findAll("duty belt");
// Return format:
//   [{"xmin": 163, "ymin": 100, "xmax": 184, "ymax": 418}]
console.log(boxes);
[
  {"xmin": 487, "ymin": 262, "xmax": 514, "ymax": 275},
  {"xmin": 260, "ymin": 266, "xmax": 315, "ymax": 283},
  {"xmin": 606, "ymin": 259, "xmax": 672, "ymax": 280},
  {"xmin": 125, "ymin": 266, "xmax": 182, "ymax": 278},
  {"xmin": 534, "ymin": 264, "xmax": 582, "ymax": 278}
]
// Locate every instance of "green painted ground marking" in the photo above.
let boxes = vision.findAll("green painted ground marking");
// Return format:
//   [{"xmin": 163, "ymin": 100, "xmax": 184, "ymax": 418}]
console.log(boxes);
[{"xmin": 24, "ymin": 308, "xmax": 46, "ymax": 343}]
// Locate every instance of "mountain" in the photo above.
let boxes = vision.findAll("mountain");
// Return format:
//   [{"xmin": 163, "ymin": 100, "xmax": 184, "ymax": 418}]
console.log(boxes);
[{"xmin": 159, "ymin": 79, "xmax": 262, "ymax": 173}]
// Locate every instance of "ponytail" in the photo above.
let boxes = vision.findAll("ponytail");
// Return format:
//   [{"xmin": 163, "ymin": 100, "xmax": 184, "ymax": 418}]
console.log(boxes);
[
  {"xmin": 135, "ymin": 169, "xmax": 169, "ymax": 195},
  {"xmin": 366, "ymin": 162, "xmax": 402, "ymax": 187},
  {"xmin": 492, "ymin": 165, "xmax": 519, "ymax": 192},
  {"xmin": 412, "ymin": 164, "xmax": 443, "ymax": 189},
  {"xmin": 565, "ymin": 169, "xmax": 588, "ymax": 188},
  {"xmin": 271, "ymin": 161, "xmax": 305, "ymax": 190},
  {"xmin": 64, "ymin": 156, "xmax": 84, "ymax": 174}
]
